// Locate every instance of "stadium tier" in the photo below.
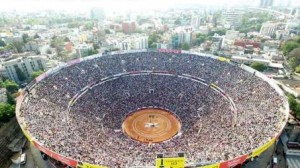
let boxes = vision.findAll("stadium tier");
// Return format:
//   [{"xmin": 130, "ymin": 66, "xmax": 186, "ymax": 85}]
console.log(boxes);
[{"xmin": 16, "ymin": 50, "xmax": 289, "ymax": 168}]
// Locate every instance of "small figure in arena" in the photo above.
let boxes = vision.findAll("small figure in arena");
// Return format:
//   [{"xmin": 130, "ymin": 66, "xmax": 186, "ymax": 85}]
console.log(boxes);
[{"xmin": 25, "ymin": 87, "xmax": 31, "ymax": 95}]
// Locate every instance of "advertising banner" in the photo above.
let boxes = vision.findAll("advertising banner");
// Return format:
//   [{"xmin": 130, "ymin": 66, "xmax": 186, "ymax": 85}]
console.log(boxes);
[
  {"xmin": 217, "ymin": 57, "xmax": 230, "ymax": 62},
  {"xmin": 77, "ymin": 162, "xmax": 108, "ymax": 168},
  {"xmin": 219, "ymin": 154, "xmax": 248, "ymax": 168},
  {"xmin": 156, "ymin": 157, "xmax": 185, "ymax": 168},
  {"xmin": 252, "ymin": 138, "xmax": 276, "ymax": 157}
]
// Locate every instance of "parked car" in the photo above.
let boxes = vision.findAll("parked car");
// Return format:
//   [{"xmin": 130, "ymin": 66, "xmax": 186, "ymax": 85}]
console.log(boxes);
[{"xmin": 20, "ymin": 153, "xmax": 26, "ymax": 165}]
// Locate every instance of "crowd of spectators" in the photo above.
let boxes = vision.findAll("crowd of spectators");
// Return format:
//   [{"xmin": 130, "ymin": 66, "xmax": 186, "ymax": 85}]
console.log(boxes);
[{"xmin": 19, "ymin": 52, "xmax": 286, "ymax": 167}]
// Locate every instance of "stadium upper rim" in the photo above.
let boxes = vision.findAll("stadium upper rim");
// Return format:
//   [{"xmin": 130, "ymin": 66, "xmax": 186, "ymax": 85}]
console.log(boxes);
[{"xmin": 15, "ymin": 49, "xmax": 289, "ymax": 168}]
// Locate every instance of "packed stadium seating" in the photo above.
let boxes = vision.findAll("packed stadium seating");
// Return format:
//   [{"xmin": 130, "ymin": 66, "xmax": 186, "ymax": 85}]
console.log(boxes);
[{"xmin": 20, "ymin": 52, "xmax": 286, "ymax": 167}]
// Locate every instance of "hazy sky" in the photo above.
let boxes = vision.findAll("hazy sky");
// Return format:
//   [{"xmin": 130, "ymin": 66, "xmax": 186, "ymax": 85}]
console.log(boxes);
[{"xmin": 0, "ymin": 0, "xmax": 298, "ymax": 12}]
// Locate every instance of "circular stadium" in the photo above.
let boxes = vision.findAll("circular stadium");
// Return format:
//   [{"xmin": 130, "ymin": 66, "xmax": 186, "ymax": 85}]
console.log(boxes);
[{"xmin": 16, "ymin": 50, "xmax": 289, "ymax": 168}]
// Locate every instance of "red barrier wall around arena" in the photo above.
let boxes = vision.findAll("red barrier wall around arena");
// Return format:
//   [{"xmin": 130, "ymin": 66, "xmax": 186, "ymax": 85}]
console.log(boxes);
[
  {"xmin": 219, "ymin": 154, "xmax": 248, "ymax": 168},
  {"xmin": 32, "ymin": 140, "xmax": 78, "ymax": 167},
  {"xmin": 67, "ymin": 58, "xmax": 81, "ymax": 66}
]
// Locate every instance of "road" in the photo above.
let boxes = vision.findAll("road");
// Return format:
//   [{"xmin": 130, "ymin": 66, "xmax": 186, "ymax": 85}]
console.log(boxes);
[{"xmin": 10, "ymin": 141, "xmax": 50, "ymax": 168}]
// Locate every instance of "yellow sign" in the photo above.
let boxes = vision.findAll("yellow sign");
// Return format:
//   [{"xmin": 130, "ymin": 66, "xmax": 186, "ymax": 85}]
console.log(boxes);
[
  {"xmin": 197, "ymin": 163, "xmax": 220, "ymax": 168},
  {"xmin": 77, "ymin": 162, "xmax": 108, "ymax": 168},
  {"xmin": 217, "ymin": 57, "xmax": 230, "ymax": 62},
  {"xmin": 156, "ymin": 157, "xmax": 185, "ymax": 168},
  {"xmin": 252, "ymin": 138, "xmax": 276, "ymax": 157}
]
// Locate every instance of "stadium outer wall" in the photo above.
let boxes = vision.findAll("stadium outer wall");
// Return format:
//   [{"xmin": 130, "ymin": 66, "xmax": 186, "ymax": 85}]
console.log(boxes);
[{"xmin": 15, "ymin": 49, "xmax": 289, "ymax": 168}]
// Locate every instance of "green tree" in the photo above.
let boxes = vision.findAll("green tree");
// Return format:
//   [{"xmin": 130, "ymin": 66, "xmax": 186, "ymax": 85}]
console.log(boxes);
[
  {"xmin": 46, "ymin": 48, "xmax": 52, "ymax": 54},
  {"xmin": 287, "ymin": 48, "xmax": 300, "ymax": 70},
  {"xmin": 34, "ymin": 33, "xmax": 40, "ymax": 39},
  {"xmin": 84, "ymin": 22, "xmax": 94, "ymax": 30},
  {"xmin": 181, "ymin": 42, "xmax": 190, "ymax": 50},
  {"xmin": 0, "ymin": 39, "xmax": 5, "ymax": 47},
  {"xmin": 250, "ymin": 62, "xmax": 267, "ymax": 72},
  {"xmin": 22, "ymin": 33, "xmax": 30, "ymax": 43},
  {"xmin": 174, "ymin": 19, "xmax": 181, "ymax": 25},
  {"xmin": 6, "ymin": 92, "xmax": 15, "ymax": 105},
  {"xmin": 104, "ymin": 29, "xmax": 110, "ymax": 34},
  {"xmin": 0, "ymin": 103, "xmax": 15, "ymax": 123},
  {"xmin": 281, "ymin": 41, "xmax": 300, "ymax": 56},
  {"xmin": 15, "ymin": 66, "xmax": 26, "ymax": 81},
  {"xmin": 7, "ymin": 41, "xmax": 24, "ymax": 53},
  {"xmin": 288, "ymin": 94, "xmax": 300, "ymax": 117},
  {"xmin": 64, "ymin": 37, "xmax": 70, "ymax": 42},
  {"xmin": 1, "ymin": 80, "xmax": 19, "ymax": 93},
  {"xmin": 31, "ymin": 70, "xmax": 44, "ymax": 80},
  {"xmin": 87, "ymin": 49, "xmax": 98, "ymax": 56},
  {"xmin": 148, "ymin": 33, "xmax": 160, "ymax": 48}
]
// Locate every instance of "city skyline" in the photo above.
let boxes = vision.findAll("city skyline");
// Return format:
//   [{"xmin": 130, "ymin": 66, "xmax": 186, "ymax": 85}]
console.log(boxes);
[{"xmin": 0, "ymin": 0, "xmax": 299, "ymax": 13}]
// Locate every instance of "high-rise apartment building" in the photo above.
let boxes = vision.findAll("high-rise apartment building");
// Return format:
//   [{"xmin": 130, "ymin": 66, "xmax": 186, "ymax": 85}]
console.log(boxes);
[{"xmin": 260, "ymin": 0, "xmax": 273, "ymax": 8}]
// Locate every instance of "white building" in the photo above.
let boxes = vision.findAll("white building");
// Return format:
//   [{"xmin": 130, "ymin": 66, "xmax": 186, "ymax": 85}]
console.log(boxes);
[
  {"xmin": 191, "ymin": 15, "xmax": 201, "ymax": 29},
  {"xmin": 260, "ymin": 22, "xmax": 278, "ymax": 37},
  {"xmin": 106, "ymin": 34, "xmax": 148, "ymax": 51},
  {"xmin": 1, "ymin": 55, "xmax": 47, "ymax": 83},
  {"xmin": 132, "ymin": 36, "xmax": 148, "ymax": 50},
  {"xmin": 222, "ymin": 9, "xmax": 243, "ymax": 29},
  {"xmin": 75, "ymin": 44, "xmax": 94, "ymax": 57},
  {"xmin": 174, "ymin": 27, "xmax": 193, "ymax": 45}
]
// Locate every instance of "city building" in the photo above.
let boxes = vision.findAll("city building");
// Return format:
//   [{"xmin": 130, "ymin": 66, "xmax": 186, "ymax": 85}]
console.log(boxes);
[
  {"xmin": 172, "ymin": 27, "xmax": 193, "ymax": 49},
  {"xmin": 90, "ymin": 8, "xmax": 106, "ymax": 22},
  {"xmin": 222, "ymin": 9, "xmax": 243, "ymax": 29},
  {"xmin": 191, "ymin": 15, "xmax": 201, "ymax": 29},
  {"xmin": 225, "ymin": 30, "xmax": 240, "ymax": 40},
  {"xmin": 210, "ymin": 34, "xmax": 224, "ymax": 52},
  {"xmin": 260, "ymin": 0, "xmax": 273, "ymax": 8},
  {"xmin": 234, "ymin": 39, "xmax": 261, "ymax": 48},
  {"xmin": 0, "ymin": 88, "xmax": 7, "ymax": 103},
  {"xmin": 260, "ymin": 22, "xmax": 279, "ymax": 37},
  {"xmin": 105, "ymin": 34, "xmax": 148, "ymax": 51},
  {"xmin": 122, "ymin": 21, "xmax": 136, "ymax": 34},
  {"xmin": 75, "ymin": 44, "xmax": 94, "ymax": 57},
  {"xmin": 1, "ymin": 55, "xmax": 47, "ymax": 83}
]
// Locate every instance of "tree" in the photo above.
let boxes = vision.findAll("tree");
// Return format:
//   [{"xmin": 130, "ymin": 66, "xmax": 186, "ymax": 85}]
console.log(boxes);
[
  {"xmin": 174, "ymin": 19, "xmax": 181, "ymax": 25},
  {"xmin": 6, "ymin": 92, "xmax": 15, "ymax": 105},
  {"xmin": 250, "ymin": 62, "xmax": 267, "ymax": 72},
  {"xmin": 64, "ymin": 37, "xmax": 70, "ymax": 42},
  {"xmin": 104, "ymin": 29, "xmax": 110, "ymax": 34},
  {"xmin": 281, "ymin": 41, "xmax": 300, "ymax": 56},
  {"xmin": 8, "ymin": 41, "xmax": 24, "ymax": 53},
  {"xmin": 148, "ymin": 33, "xmax": 160, "ymax": 48},
  {"xmin": 287, "ymin": 48, "xmax": 300, "ymax": 70},
  {"xmin": 84, "ymin": 21, "xmax": 94, "ymax": 30},
  {"xmin": 15, "ymin": 66, "xmax": 26, "ymax": 81},
  {"xmin": 87, "ymin": 49, "xmax": 98, "ymax": 56},
  {"xmin": 46, "ymin": 48, "xmax": 52, "ymax": 54},
  {"xmin": 0, "ymin": 39, "xmax": 5, "ymax": 47},
  {"xmin": 1, "ymin": 80, "xmax": 19, "ymax": 93},
  {"xmin": 0, "ymin": 103, "xmax": 15, "ymax": 123},
  {"xmin": 31, "ymin": 70, "xmax": 44, "ymax": 80},
  {"xmin": 194, "ymin": 33, "xmax": 206, "ymax": 45},
  {"xmin": 181, "ymin": 42, "xmax": 190, "ymax": 50},
  {"xmin": 22, "ymin": 33, "xmax": 30, "ymax": 43},
  {"xmin": 288, "ymin": 94, "xmax": 300, "ymax": 117},
  {"xmin": 34, "ymin": 33, "xmax": 40, "ymax": 39}
]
